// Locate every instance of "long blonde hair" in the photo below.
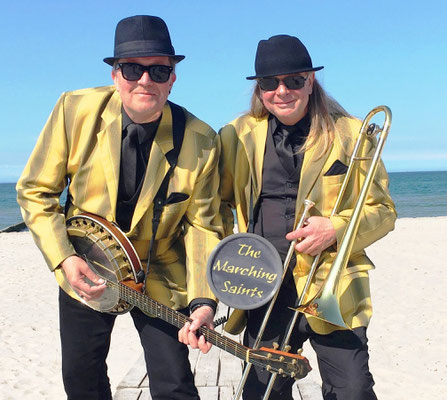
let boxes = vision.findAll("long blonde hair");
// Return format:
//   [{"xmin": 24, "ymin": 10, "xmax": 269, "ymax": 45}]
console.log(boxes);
[{"xmin": 249, "ymin": 78, "xmax": 350, "ymax": 157}]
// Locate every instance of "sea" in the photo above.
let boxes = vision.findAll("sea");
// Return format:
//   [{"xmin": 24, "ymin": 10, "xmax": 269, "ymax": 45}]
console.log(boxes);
[{"xmin": 1, "ymin": 171, "xmax": 446, "ymax": 230}]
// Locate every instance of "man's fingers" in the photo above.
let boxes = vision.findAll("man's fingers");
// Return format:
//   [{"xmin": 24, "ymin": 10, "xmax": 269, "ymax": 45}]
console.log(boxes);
[
  {"xmin": 80, "ymin": 262, "xmax": 105, "ymax": 285},
  {"xmin": 188, "ymin": 331, "xmax": 199, "ymax": 348},
  {"xmin": 178, "ymin": 322, "xmax": 195, "ymax": 345},
  {"xmin": 178, "ymin": 323, "xmax": 189, "ymax": 343},
  {"xmin": 189, "ymin": 319, "xmax": 202, "ymax": 332},
  {"xmin": 286, "ymin": 227, "xmax": 304, "ymax": 241},
  {"xmin": 294, "ymin": 237, "xmax": 311, "ymax": 254},
  {"xmin": 177, "ymin": 306, "xmax": 214, "ymax": 352},
  {"xmin": 76, "ymin": 282, "xmax": 106, "ymax": 300},
  {"xmin": 61, "ymin": 255, "xmax": 106, "ymax": 299},
  {"xmin": 178, "ymin": 320, "xmax": 212, "ymax": 352},
  {"xmin": 198, "ymin": 335, "xmax": 212, "ymax": 354}
]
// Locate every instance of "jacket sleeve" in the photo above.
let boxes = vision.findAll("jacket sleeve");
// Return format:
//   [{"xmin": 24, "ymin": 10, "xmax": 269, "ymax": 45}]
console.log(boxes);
[
  {"xmin": 329, "ymin": 133, "xmax": 397, "ymax": 255},
  {"xmin": 16, "ymin": 93, "xmax": 76, "ymax": 270},
  {"xmin": 218, "ymin": 124, "xmax": 238, "ymax": 237},
  {"xmin": 183, "ymin": 132, "xmax": 224, "ymax": 304}
]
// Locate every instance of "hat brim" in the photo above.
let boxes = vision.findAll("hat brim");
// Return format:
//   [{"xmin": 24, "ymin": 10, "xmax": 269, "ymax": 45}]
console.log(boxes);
[
  {"xmin": 246, "ymin": 65, "xmax": 324, "ymax": 80},
  {"xmin": 103, "ymin": 54, "xmax": 185, "ymax": 66}
]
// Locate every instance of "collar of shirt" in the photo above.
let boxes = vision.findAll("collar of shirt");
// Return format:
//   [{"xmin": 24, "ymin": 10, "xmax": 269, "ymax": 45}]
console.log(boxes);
[
  {"xmin": 271, "ymin": 113, "xmax": 311, "ymax": 148},
  {"xmin": 122, "ymin": 108, "xmax": 161, "ymax": 145}
]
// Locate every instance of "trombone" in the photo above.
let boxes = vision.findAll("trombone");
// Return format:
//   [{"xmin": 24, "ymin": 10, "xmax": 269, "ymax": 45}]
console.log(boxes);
[
  {"xmin": 297, "ymin": 105, "xmax": 392, "ymax": 327},
  {"xmin": 235, "ymin": 105, "xmax": 392, "ymax": 400}
]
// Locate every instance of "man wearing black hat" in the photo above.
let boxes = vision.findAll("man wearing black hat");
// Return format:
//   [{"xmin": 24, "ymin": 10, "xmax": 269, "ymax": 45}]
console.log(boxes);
[
  {"xmin": 17, "ymin": 15, "xmax": 223, "ymax": 399},
  {"xmin": 220, "ymin": 35, "xmax": 396, "ymax": 399}
]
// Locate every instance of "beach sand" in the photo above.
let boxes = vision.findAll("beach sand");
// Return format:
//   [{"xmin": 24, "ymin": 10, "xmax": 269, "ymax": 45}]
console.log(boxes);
[{"xmin": 1, "ymin": 217, "xmax": 446, "ymax": 399}]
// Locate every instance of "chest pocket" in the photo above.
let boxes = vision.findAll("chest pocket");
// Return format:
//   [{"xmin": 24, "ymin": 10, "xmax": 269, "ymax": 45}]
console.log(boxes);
[
  {"xmin": 319, "ymin": 173, "xmax": 345, "ymax": 216},
  {"xmin": 157, "ymin": 195, "xmax": 191, "ymax": 237}
]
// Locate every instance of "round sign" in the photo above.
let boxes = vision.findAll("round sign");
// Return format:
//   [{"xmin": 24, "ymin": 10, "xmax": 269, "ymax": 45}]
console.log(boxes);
[{"xmin": 207, "ymin": 233, "xmax": 283, "ymax": 310}]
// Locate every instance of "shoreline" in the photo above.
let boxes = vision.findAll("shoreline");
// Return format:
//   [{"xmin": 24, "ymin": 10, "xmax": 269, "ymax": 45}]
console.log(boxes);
[{"xmin": 1, "ymin": 216, "xmax": 446, "ymax": 399}]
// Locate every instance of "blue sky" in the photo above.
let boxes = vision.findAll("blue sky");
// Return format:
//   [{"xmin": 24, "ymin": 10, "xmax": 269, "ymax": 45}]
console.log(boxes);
[{"xmin": 1, "ymin": 0, "xmax": 446, "ymax": 183}]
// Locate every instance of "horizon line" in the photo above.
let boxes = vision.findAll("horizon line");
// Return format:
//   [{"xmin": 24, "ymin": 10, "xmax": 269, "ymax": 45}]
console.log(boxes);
[{"xmin": 1, "ymin": 169, "xmax": 447, "ymax": 185}]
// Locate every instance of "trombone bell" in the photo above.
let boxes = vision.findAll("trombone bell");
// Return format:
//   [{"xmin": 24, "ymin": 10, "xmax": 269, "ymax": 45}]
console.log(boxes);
[{"xmin": 299, "ymin": 291, "xmax": 348, "ymax": 329}]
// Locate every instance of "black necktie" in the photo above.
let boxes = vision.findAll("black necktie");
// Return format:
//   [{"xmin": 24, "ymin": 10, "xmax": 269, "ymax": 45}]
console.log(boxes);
[
  {"xmin": 121, "ymin": 123, "xmax": 141, "ymax": 200},
  {"xmin": 275, "ymin": 129, "xmax": 296, "ymax": 176}
]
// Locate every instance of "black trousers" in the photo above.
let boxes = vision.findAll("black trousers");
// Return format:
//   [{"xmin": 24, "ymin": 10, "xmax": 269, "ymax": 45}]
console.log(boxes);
[
  {"xmin": 59, "ymin": 288, "xmax": 199, "ymax": 400},
  {"xmin": 242, "ymin": 275, "xmax": 377, "ymax": 400}
]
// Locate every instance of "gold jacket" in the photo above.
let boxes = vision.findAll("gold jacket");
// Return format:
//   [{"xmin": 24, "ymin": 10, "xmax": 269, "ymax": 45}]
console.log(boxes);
[
  {"xmin": 219, "ymin": 113, "xmax": 396, "ymax": 334},
  {"xmin": 17, "ymin": 86, "xmax": 223, "ymax": 309}
]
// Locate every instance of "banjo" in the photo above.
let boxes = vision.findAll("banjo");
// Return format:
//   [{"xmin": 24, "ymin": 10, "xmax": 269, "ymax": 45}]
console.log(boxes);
[{"xmin": 65, "ymin": 213, "xmax": 311, "ymax": 380}]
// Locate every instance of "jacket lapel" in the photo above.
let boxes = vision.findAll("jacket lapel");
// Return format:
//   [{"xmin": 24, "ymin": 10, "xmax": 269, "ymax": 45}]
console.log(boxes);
[
  {"xmin": 96, "ymin": 91, "xmax": 122, "ymax": 215},
  {"xmin": 130, "ymin": 103, "xmax": 173, "ymax": 231},
  {"xmin": 239, "ymin": 118, "xmax": 268, "ymax": 202}
]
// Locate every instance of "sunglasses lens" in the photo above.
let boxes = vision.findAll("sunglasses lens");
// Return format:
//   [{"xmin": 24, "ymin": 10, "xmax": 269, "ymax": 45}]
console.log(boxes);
[
  {"xmin": 258, "ymin": 78, "xmax": 279, "ymax": 91},
  {"xmin": 120, "ymin": 64, "xmax": 144, "ymax": 81},
  {"xmin": 148, "ymin": 65, "xmax": 172, "ymax": 83},
  {"xmin": 283, "ymin": 76, "xmax": 306, "ymax": 90}
]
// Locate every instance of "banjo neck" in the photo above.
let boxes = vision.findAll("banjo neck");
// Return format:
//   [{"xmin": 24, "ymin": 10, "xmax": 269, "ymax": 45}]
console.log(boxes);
[
  {"xmin": 107, "ymin": 280, "xmax": 310, "ymax": 379},
  {"xmin": 112, "ymin": 280, "xmax": 249, "ymax": 359}
]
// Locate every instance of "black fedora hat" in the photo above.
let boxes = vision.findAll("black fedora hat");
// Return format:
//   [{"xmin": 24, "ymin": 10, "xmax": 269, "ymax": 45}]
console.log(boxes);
[
  {"xmin": 246, "ymin": 35, "xmax": 323, "ymax": 80},
  {"xmin": 103, "ymin": 15, "xmax": 185, "ymax": 65}
]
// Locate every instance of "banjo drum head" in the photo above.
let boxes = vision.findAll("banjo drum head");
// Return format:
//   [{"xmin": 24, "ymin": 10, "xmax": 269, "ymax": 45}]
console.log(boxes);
[{"xmin": 66, "ymin": 214, "xmax": 140, "ymax": 314}]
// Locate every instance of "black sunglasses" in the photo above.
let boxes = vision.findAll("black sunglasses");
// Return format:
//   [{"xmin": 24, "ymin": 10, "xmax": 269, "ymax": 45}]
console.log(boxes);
[
  {"xmin": 117, "ymin": 63, "xmax": 173, "ymax": 83},
  {"xmin": 258, "ymin": 75, "xmax": 308, "ymax": 91}
]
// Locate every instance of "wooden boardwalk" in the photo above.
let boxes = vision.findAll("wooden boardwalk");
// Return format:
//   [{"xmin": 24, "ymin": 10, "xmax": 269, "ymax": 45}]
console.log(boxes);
[{"xmin": 113, "ymin": 323, "xmax": 322, "ymax": 400}]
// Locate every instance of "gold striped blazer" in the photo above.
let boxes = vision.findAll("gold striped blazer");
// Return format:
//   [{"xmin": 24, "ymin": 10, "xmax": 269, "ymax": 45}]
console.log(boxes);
[
  {"xmin": 219, "ymin": 113, "xmax": 396, "ymax": 334},
  {"xmin": 17, "ymin": 85, "xmax": 223, "ymax": 309}
]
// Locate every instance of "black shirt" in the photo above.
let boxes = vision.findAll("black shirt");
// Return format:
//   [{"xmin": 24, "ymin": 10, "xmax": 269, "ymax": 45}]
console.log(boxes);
[
  {"xmin": 253, "ymin": 114, "xmax": 310, "ymax": 261},
  {"xmin": 116, "ymin": 109, "xmax": 160, "ymax": 231}
]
